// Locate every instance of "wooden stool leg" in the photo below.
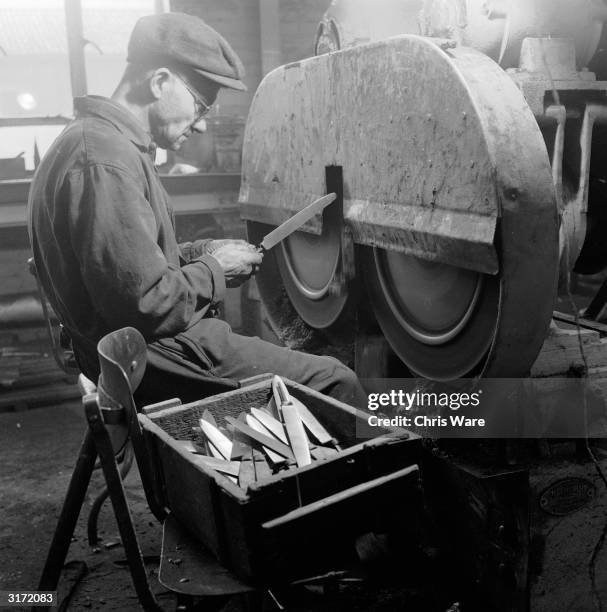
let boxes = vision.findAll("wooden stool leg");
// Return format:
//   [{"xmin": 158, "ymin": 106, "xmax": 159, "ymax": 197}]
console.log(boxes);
[
  {"xmin": 84, "ymin": 396, "xmax": 164, "ymax": 612},
  {"xmin": 38, "ymin": 429, "xmax": 97, "ymax": 591}
]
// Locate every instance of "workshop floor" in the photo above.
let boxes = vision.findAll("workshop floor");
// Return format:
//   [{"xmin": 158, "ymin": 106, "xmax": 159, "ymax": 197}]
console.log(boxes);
[
  {"xmin": 0, "ymin": 400, "xmax": 171, "ymax": 610},
  {"xmin": 0, "ymin": 400, "xmax": 454, "ymax": 612}
]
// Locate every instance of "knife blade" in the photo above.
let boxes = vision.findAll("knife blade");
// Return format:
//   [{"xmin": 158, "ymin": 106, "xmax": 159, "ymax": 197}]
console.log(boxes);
[
  {"xmin": 250, "ymin": 407, "xmax": 289, "ymax": 444},
  {"xmin": 282, "ymin": 404, "xmax": 312, "ymax": 467},
  {"xmin": 202, "ymin": 409, "xmax": 218, "ymax": 427},
  {"xmin": 231, "ymin": 413, "xmax": 252, "ymax": 460},
  {"xmin": 191, "ymin": 456, "xmax": 241, "ymax": 477},
  {"xmin": 290, "ymin": 397, "xmax": 335, "ymax": 446},
  {"xmin": 272, "ymin": 375, "xmax": 291, "ymax": 420},
  {"xmin": 198, "ymin": 418, "xmax": 233, "ymax": 461},
  {"xmin": 200, "ymin": 410, "xmax": 220, "ymax": 456},
  {"xmin": 226, "ymin": 416, "xmax": 295, "ymax": 462},
  {"xmin": 245, "ymin": 414, "xmax": 288, "ymax": 467},
  {"xmin": 266, "ymin": 396, "xmax": 279, "ymax": 419},
  {"xmin": 258, "ymin": 193, "xmax": 336, "ymax": 252}
]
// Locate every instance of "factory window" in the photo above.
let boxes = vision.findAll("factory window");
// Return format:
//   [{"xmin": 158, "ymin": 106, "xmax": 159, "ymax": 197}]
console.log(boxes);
[
  {"xmin": 0, "ymin": 0, "xmax": 244, "ymax": 182},
  {"xmin": 80, "ymin": 0, "xmax": 166, "ymax": 166},
  {"xmin": 0, "ymin": 0, "xmax": 73, "ymax": 178},
  {"xmin": 81, "ymin": 0, "xmax": 158, "ymax": 98},
  {"xmin": 0, "ymin": 0, "xmax": 159, "ymax": 179}
]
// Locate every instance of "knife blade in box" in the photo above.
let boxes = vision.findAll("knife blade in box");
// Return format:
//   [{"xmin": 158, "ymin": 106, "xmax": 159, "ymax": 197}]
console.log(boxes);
[
  {"xmin": 266, "ymin": 396, "xmax": 279, "ymax": 419},
  {"xmin": 202, "ymin": 409, "xmax": 217, "ymax": 426},
  {"xmin": 200, "ymin": 410, "xmax": 221, "ymax": 456},
  {"xmin": 191, "ymin": 456, "xmax": 241, "ymax": 477},
  {"xmin": 282, "ymin": 404, "xmax": 312, "ymax": 467},
  {"xmin": 245, "ymin": 414, "xmax": 288, "ymax": 467},
  {"xmin": 290, "ymin": 397, "xmax": 336, "ymax": 446},
  {"xmin": 271, "ymin": 375, "xmax": 291, "ymax": 420},
  {"xmin": 258, "ymin": 193, "xmax": 336, "ymax": 252},
  {"xmin": 225, "ymin": 416, "xmax": 295, "ymax": 462},
  {"xmin": 198, "ymin": 418, "xmax": 233, "ymax": 461},
  {"xmin": 250, "ymin": 407, "xmax": 288, "ymax": 444},
  {"xmin": 231, "ymin": 413, "xmax": 253, "ymax": 460}
]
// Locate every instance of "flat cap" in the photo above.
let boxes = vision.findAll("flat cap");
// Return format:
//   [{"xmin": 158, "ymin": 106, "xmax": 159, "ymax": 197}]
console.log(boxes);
[{"xmin": 128, "ymin": 12, "xmax": 247, "ymax": 92}]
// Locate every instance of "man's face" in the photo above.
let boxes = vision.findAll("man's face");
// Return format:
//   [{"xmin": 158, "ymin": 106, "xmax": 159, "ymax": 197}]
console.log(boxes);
[{"xmin": 149, "ymin": 72, "xmax": 211, "ymax": 151}]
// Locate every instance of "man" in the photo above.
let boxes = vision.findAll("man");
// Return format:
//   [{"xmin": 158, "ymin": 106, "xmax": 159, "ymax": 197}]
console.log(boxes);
[{"xmin": 28, "ymin": 12, "xmax": 366, "ymax": 408}]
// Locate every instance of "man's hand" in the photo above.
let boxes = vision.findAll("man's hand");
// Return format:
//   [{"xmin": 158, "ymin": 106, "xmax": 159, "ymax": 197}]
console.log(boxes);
[{"xmin": 206, "ymin": 239, "xmax": 263, "ymax": 288}]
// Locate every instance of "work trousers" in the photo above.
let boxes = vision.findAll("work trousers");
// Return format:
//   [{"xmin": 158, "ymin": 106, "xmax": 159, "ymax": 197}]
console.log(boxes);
[{"xmin": 139, "ymin": 318, "xmax": 367, "ymax": 409}]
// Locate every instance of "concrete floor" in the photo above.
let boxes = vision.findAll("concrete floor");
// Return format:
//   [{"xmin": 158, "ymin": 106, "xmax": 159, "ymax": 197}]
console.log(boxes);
[{"xmin": 0, "ymin": 400, "xmax": 172, "ymax": 611}]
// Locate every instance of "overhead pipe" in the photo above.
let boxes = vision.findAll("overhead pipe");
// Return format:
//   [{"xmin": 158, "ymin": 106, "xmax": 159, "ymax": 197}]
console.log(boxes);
[{"xmin": 0, "ymin": 293, "xmax": 56, "ymax": 329}]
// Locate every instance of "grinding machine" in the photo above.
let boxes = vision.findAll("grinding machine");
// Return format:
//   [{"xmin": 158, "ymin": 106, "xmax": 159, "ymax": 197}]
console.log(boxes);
[
  {"xmin": 241, "ymin": 0, "xmax": 607, "ymax": 380},
  {"xmin": 238, "ymin": 1, "xmax": 607, "ymax": 610}
]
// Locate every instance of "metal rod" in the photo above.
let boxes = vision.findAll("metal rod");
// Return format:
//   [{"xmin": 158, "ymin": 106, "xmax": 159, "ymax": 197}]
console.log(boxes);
[
  {"xmin": 259, "ymin": 0, "xmax": 282, "ymax": 76},
  {"xmin": 578, "ymin": 104, "xmax": 607, "ymax": 213},
  {"xmin": 64, "ymin": 0, "xmax": 87, "ymax": 98},
  {"xmin": 543, "ymin": 105, "xmax": 566, "ymax": 204}
]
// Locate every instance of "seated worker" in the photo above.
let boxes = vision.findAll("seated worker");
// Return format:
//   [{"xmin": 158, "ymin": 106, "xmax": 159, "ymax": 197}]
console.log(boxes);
[{"xmin": 27, "ymin": 12, "xmax": 366, "ymax": 408}]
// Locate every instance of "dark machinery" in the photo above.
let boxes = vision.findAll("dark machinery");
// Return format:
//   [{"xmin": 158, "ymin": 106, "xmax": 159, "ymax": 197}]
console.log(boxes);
[{"xmin": 239, "ymin": 1, "xmax": 607, "ymax": 610}]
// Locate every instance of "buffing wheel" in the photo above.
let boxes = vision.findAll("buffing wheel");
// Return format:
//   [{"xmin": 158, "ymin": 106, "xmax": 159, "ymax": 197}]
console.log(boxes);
[
  {"xmin": 361, "ymin": 248, "xmax": 499, "ymax": 379},
  {"xmin": 275, "ymin": 221, "xmax": 348, "ymax": 329}
]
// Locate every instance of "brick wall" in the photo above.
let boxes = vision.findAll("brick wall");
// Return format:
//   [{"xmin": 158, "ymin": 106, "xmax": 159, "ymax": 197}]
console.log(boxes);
[
  {"xmin": 171, "ymin": 0, "xmax": 262, "ymax": 118},
  {"xmin": 279, "ymin": 0, "xmax": 331, "ymax": 64},
  {"xmin": 171, "ymin": 0, "xmax": 331, "ymax": 114}
]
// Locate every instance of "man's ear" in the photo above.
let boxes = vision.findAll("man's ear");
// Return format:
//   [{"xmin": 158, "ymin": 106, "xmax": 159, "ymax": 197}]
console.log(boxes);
[{"xmin": 148, "ymin": 68, "xmax": 171, "ymax": 100}]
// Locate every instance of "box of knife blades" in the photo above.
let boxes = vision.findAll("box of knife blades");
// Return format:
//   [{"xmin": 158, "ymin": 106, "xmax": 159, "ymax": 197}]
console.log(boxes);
[{"xmin": 138, "ymin": 375, "xmax": 422, "ymax": 583}]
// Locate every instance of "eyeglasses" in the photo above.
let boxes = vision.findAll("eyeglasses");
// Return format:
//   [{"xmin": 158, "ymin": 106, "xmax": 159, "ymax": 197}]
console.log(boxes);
[{"xmin": 176, "ymin": 73, "xmax": 212, "ymax": 122}]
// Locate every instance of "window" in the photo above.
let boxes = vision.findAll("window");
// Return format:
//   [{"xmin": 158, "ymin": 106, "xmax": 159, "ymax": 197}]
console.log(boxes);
[
  {"xmin": 0, "ymin": 0, "xmax": 159, "ymax": 178},
  {"xmin": 0, "ymin": 0, "xmax": 72, "ymax": 176}
]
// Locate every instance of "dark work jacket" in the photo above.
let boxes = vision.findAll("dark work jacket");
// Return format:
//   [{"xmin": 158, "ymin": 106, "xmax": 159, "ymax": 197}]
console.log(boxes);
[{"xmin": 27, "ymin": 96, "xmax": 228, "ymax": 381}]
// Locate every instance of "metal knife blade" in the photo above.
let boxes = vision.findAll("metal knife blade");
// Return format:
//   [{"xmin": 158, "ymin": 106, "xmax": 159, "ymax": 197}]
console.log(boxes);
[
  {"xmin": 250, "ymin": 407, "xmax": 289, "ymax": 444},
  {"xmin": 202, "ymin": 409, "xmax": 218, "ymax": 427},
  {"xmin": 231, "ymin": 413, "xmax": 253, "ymax": 460},
  {"xmin": 207, "ymin": 442, "xmax": 225, "ymax": 460},
  {"xmin": 290, "ymin": 397, "xmax": 335, "ymax": 446},
  {"xmin": 259, "ymin": 193, "xmax": 336, "ymax": 252},
  {"xmin": 225, "ymin": 416, "xmax": 295, "ymax": 462},
  {"xmin": 266, "ymin": 396, "xmax": 279, "ymax": 419},
  {"xmin": 198, "ymin": 418, "xmax": 233, "ymax": 461},
  {"xmin": 282, "ymin": 404, "xmax": 312, "ymax": 467},
  {"xmin": 272, "ymin": 375, "xmax": 291, "ymax": 420},
  {"xmin": 191, "ymin": 456, "xmax": 241, "ymax": 477},
  {"xmin": 245, "ymin": 414, "xmax": 288, "ymax": 466}
]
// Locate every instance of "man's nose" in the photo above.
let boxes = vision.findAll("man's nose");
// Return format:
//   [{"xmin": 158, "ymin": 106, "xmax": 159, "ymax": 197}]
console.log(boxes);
[{"xmin": 192, "ymin": 118, "xmax": 207, "ymax": 134}]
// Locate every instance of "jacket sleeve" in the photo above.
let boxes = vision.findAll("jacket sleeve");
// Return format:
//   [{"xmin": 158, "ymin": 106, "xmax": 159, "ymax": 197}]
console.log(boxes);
[{"xmin": 67, "ymin": 163, "xmax": 225, "ymax": 339}]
